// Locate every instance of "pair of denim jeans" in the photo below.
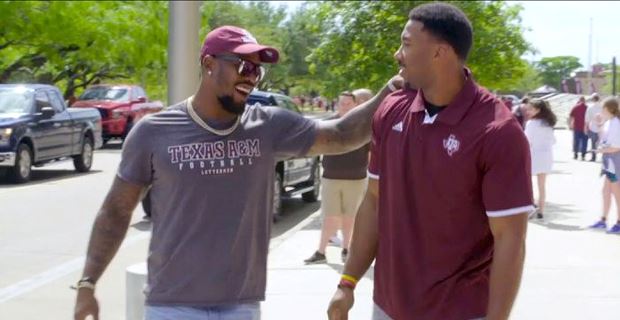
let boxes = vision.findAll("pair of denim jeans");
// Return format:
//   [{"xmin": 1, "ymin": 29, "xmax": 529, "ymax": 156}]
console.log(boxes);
[{"xmin": 145, "ymin": 303, "xmax": 260, "ymax": 320}]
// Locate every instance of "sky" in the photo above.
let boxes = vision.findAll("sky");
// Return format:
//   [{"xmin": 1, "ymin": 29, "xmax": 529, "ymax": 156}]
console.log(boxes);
[
  {"xmin": 517, "ymin": 1, "xmax": 620, "ymax": 68},
  {"xmin": 271, "ymin": 1, "xmax": 620, "ymax": 69}
]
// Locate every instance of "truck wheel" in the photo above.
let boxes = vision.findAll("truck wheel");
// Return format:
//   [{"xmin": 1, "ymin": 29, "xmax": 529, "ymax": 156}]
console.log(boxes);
[
  {"xmin": 302, "ymin": 161, "xmax": 320, "ymax": 203},
  {"xmin": 9, "ymin": 143, "xmax": 33, "ymax": 183},
  {"xmin": 122, "ymin": 120, "xmax": 134, "ymax": 142},
  {"xmin": 273, "ymin": 172, "xmax": 283, "ymax": 222},
  {"xmin": 73, "ymin": 136, "xmax": 94, "ymax": 172},
  {"xmin": 141, "ymin": 189, "xmax": 152, "ymax": 219}
]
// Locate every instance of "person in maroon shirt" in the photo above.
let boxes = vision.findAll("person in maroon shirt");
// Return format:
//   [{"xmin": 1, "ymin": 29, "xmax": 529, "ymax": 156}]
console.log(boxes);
[
  {"xmin": 327, "ymin": 3, "xmax": 533, "ymax": 320},
  {"xmin": 569, "ymin": 96, "xmax": 588, "ymax": 160}
]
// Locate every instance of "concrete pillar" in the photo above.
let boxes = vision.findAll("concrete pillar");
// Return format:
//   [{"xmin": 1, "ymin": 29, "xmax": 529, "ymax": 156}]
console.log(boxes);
[
  {"xmin": 126, "ymin": 262, "xmax": 148, "ymax": 320},
  {"xmin": 167, "ymin": 1, "xmax": 201, "ymax": 106}
]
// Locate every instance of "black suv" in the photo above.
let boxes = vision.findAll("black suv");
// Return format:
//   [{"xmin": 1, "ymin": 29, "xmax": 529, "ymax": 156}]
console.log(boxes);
[{"xmin": 142, "ymin": 91, "xmax": 322, "ymax": 220}]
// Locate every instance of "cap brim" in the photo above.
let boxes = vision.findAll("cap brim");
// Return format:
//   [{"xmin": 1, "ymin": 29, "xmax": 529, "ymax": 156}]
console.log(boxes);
[{"xmin": 232, "ymin": 43, "xmax": 280, "ymax": 63}]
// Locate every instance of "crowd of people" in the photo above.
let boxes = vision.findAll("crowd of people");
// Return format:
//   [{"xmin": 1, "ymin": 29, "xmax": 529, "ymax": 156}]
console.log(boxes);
[{"xmin": 507, "ymin": 92, "xmax": 620, "ymax": 234}]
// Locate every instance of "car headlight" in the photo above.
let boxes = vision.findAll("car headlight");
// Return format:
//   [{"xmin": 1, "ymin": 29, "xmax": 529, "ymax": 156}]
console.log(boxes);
[
  {"xmin": 111, "ymin": 109, "xmax": 122, "ymax": 119},
  {"xmin": 0, "ymin": 128, "xmax": 12, "ymax": 144}
]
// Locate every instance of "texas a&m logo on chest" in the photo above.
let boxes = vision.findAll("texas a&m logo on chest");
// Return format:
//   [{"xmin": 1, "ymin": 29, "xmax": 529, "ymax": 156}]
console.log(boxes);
[{"xmin": 443, "ymin": 134, "xmax": 460, "ymax": 157}]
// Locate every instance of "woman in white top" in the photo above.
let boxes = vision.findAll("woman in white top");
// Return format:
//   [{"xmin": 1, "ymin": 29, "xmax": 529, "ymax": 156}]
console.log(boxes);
[
  {"xmin": 590, "ymin": 98, "xmax": 620, "ymax": 234},
  {"xmin": 524, "ymin": 100, "xmax": 557, "ymax": 219}
]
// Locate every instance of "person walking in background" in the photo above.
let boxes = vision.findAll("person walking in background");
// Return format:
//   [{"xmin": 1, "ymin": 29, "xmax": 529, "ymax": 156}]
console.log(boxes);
[
  {"xmin": 524, "ymin": 100, "xmax": 557, "ymax": 220},
  {"xmin": 304, "ymin": 89, "xmax": 373, "ymax": 264},
  {"xmin": 586, "ymin": 93, "xmax": 603, "ymax": 162},
  {"xmin": 514, "ymin": 97, "xmax": 529, "ymax": 129},
  {"xmin": 589, "ymin": 97, "xmax": 620, "ymax": 234},
  {"xmin": 569, "ymin": 96, "xmax": 588, "ymax": 160}
]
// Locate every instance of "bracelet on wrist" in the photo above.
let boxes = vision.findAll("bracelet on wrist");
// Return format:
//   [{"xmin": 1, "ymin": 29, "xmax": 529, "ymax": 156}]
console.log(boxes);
[
  {"xmin": 338, "ymin": 279, "xmax": 356, "ymax": 290},
  {"xmin": 338, "ymin": 274, "xmax": 359, "ymax": 290},
  {"xmin": 72, "ymin": 277, "xmax": 96, "ymax": 291}
]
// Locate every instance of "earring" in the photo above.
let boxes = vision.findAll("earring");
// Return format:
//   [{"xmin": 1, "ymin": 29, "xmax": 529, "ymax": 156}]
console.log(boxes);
[{"xmin": 207, "ymin": 70, "xmax": 212, "ymax": 76}]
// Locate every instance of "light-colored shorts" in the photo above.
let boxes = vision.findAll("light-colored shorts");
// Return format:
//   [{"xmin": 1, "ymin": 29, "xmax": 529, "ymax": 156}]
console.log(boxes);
[
  {"xmin": 321, "ymin": 177, "xmax": 368, "ymax": 216},
  {"xmin": 145, "ymin": 303, "xmax": 260, "ymax": 320}
]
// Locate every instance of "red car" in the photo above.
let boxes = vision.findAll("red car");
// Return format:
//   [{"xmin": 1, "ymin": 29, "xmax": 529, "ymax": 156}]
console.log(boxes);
[{"xmin": 72, "ymin": 85, "xmax": 163, "ymax": 144}]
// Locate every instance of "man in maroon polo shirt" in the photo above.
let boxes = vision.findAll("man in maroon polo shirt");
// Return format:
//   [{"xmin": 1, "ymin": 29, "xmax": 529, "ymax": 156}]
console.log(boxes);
[
  {"xmin": 327, "ymin": 3, "xmax": 533, "ymax": 320},
  {"xmin": 569, "ymin": 96, "xmax": 588, "ymax": 160}
]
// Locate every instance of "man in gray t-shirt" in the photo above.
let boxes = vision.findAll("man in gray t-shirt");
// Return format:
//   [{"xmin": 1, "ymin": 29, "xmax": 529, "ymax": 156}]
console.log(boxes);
[{"xmin": 74, "ymin": 25, "xmax": 402, "ymax": 320}]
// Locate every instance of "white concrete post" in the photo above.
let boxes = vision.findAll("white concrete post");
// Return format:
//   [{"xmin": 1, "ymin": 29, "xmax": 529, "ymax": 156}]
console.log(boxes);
[
  {"xmin": 126, "ymin": 262, "xmax": 148, "ymax": 320},
  {"xmin": 167, "ymin": 1, "xmax": 201, "ymax": 106}
]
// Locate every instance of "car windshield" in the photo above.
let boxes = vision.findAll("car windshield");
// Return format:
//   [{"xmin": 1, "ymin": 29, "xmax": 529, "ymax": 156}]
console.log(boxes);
[
  {"xmin": 246, "ymin": 96, "xmax": 272, "ymax": 107},
  {"xmin": 79, "ymin": 87, "xmax": 129, "ymax": 102},
  {"xmin": 0, "ymin": 89, "xmax": 33, "ymax": 114}
]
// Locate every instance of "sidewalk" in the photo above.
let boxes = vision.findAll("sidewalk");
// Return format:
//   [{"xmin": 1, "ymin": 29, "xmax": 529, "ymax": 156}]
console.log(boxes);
[{"xmin": 263, "ymin": 129, "xmax": 620, "ymax": 320}]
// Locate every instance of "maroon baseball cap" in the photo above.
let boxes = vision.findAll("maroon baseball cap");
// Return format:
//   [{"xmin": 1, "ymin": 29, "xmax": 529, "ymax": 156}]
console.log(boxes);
[{"xmin": 200, "ymin": 26, "xmax": 279, "ymax": 64}]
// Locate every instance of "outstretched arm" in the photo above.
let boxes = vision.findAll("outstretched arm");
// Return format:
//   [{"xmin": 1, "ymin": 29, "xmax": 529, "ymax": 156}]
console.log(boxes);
[{"xmin": 306, "ymin": 76, "xmax": 403, "ymax": 156}]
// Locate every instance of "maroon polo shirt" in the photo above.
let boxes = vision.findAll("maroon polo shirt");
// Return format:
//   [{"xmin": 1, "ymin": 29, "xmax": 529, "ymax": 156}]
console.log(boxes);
[
  {"xmin": 368, "ymin": 71, "xmax": 534, "ymax": 320},
  {"xmin": 570, "ymin": 102, "xmax": 587, "ymax": 133}
]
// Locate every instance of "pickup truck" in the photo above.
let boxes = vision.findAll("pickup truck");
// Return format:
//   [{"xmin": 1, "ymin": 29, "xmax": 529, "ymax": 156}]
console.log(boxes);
[
  {"xmin": 247, "ymin": 90, "xmax": 325, "ymax": 219},
  {"xmin": 141, "ymin": 90, "xmax": 327, "ymax": 221},
  {"xmin": 0, "ymin": 84, "xmax": 103, "ymax": 183},
  {"xmin": 72, "ymin": 84, "xmax": 163, "ymax": 144}
]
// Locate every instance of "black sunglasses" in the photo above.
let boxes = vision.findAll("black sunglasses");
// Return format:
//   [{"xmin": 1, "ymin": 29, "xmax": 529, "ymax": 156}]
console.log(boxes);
[{"xmin": 213, "ymin": 54, "xmax": 266, "ymax": 82}]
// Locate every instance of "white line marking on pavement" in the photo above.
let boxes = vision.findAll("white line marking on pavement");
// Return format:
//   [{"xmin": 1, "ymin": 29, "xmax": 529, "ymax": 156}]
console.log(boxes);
[{"xmin": 0, "ymin": 232, "xmax": 149, "ymax": 303}]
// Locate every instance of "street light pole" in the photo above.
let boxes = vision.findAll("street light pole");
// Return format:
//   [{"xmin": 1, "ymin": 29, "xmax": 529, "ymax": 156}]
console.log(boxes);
[
  {"xmin": 587, "ymin": 17, "xmax": 593, "ymax": 94},
  {"xmin": 613, "ymin": 57, "xmax": 617, "ymax": 96}
]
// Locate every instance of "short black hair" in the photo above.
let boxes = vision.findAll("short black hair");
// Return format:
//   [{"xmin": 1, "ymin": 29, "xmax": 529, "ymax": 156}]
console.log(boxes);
[{"xmin": 409, "ymin": 3, "xmax": 473, "ymax": 61}]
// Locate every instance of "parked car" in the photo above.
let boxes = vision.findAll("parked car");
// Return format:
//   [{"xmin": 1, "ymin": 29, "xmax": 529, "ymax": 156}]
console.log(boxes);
[
  {"xmin": 72, "ymin": 84, "xmax": 163, "ymax": 144},
  {"xmin": 141, "ymin": 90, "xmax": 325, "ymax": 221},
  {"xmin": 0, "ymin": 84, "xmax": 103, "ymax": 183},
  {"xmin": 247, "ymin": 90, "xmax": 325, "ymax": 219}
]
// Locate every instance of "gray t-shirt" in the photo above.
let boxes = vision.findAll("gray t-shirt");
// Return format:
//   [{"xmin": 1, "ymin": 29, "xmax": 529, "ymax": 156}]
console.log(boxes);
[{"xmin": 117, "ymin": 100, "xmax": 317, "ymax": 306}]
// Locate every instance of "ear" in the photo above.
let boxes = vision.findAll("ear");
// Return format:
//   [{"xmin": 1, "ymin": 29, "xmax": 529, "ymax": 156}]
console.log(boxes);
[
  {"xmin": 201, "ymin": 55, "xmax": 215, "ymax": 75},
  {"xmin": 434, "ymin": 44, "xmax": 450, "ymax": 59}
]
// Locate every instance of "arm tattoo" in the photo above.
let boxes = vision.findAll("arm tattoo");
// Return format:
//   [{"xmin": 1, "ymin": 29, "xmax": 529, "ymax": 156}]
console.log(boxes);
[
  {"xmin": 307, "ymin": 87, "xmax": 391, "ymax": 156},
  {"xmin": 81, "ymin": 177, "xmax": 144, "ymax": 282}
]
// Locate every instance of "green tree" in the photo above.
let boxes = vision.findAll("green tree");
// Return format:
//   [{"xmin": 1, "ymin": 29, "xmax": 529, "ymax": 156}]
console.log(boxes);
[
  {"xmin": 513, "ymin": 61, "xmax": 542, "ymax": 93},
  {"xmin": 535, "ymin": 56, "xmax": 582, "ymax": 90},
  {"xmin": 0, "ymin": 1, "xmax": 168, "ymax": 100},
  {"xmin": 306, "ymin": 1, "xmax": 533, "ymax": 97}
]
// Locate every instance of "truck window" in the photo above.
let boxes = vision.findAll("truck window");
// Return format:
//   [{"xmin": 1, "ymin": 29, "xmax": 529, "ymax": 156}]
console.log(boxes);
[
  {"xmin": 135, "ymin": 87, "xmax": 147, "ymax": 99},
  {"xmin": 80, "ymin": 87, "xmax": 129, "ymax": 102},
  {"xmin": 34, "ymin": 91, "xmax": 51, "ymax": 111},
  {"xmin": 47, "ymin": 90, "xmax": 66, "ymax": 113},
  {"xmin": 0, "ymin": 89, "xmax": 34, "ymax": 114},
  {"xmin": 275, "ymin": 96, "xmax": 301, "ymax": 114}
]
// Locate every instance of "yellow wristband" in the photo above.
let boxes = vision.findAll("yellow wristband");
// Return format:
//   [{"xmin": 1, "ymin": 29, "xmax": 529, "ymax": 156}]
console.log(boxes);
[{"xmin": 341, "ymin": 274, "xmax": 358, "ymax": 285}]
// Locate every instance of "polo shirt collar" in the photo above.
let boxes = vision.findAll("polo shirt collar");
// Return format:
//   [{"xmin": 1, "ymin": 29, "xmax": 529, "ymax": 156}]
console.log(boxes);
[{"xmin": 410, "ymin": 68, "xmax": 478, "ymax": 126}]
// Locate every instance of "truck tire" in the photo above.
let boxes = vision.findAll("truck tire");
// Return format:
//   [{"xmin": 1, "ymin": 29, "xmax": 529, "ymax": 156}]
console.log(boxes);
[
  {"xmin": 9, "ymin": 143, "xmax": 33, "ymax": 183},
  {"xmin": 302, "ymin": 161, "xmax": 320, "ymax": 203},
  {"xmin": 273, "ymin": 172, "xmax": 283, "ymax": 222},
  {"xmin": 141, "ymin": 189, "xmax": 152, "ymax": 218},
  {"xmin": 73, "ymin": 136, "xmax": 94, "ymax": 172},
  {"xmin": 121, "ymin": 119, "xmax": 134, "ymax": 142}
]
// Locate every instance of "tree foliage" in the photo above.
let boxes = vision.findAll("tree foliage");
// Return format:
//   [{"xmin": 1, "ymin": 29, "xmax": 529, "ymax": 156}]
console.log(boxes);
[
  {"xmin": 535, "ymin": 56, "xmax": 583, "ymax": 90},
  {"xmin": 306, "ymin": 1, "xmax": 534, "ymax": 96},
  {"xmin": 1, "ymin": 1, "xmax": 534, "ymax": 103},
  {"xmin": 0, "ymin": 1, "xmax": 167, "ymax": 100}
]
